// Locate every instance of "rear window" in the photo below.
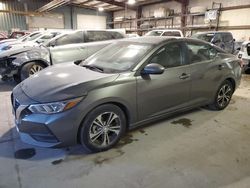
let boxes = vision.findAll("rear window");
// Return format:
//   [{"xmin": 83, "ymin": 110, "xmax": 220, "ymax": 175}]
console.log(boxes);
[
  {"xmin": 162, "ymin": 31, "xmax": 181, "ymax": 37},
  {"xmin": 192, "ymin": 33, "xmax": 214, "ymax": 42},
  {"xmin": 222, "ymin": 33, "xmax": 233, "ymax": 42}
]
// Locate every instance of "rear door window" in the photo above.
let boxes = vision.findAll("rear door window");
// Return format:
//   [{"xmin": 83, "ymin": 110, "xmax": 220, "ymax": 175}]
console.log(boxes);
[
  {"xmin": 223, "ymin": 33, "xmax": 233, "ymax": 42},
  {"xmin": 186, "ymin": 41, "xmax": 217, "ymax": 63},
  {"xmin": 84, "ymin": 31, "xmax": 112, "ymax": 42},
  {"xmin": 55, "ymin": 31, "xmax": 84, "ymax": 46},
  {"xmin": 150, "ymin": 42, "xmax": 184, "ymax": 68}
]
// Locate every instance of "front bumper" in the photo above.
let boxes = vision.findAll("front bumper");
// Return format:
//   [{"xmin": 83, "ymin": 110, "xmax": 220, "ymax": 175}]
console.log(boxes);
[{"xmin": 12, "ymin": 85, "xmax": 84, "ymax": 148}]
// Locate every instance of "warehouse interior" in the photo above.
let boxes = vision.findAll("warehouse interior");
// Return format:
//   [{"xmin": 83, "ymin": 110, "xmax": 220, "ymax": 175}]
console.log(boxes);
[{"xmin": 0, "ymin": 0, "xmax": 250, "ymax": 188}]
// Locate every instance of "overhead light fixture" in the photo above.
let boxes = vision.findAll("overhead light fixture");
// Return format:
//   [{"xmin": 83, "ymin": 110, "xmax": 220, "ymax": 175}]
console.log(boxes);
[
  {"xmin": 127, "ymin": 0, "xmax": 136, "ymax": 5},
  {"xmin": 98, "ymin": 7, "xmax": 104, "ymax": 12}
]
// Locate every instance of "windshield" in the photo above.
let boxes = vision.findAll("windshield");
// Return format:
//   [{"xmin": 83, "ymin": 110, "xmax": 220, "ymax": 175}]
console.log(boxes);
[
  {"xmin": 81, "ymin": 42, "xmax": 152, "ymax": 73},
  {"xmin": 192, "ymin": 33, "xmax": 214, "ymax": 42},
  {"xmin": 145, "ymin": 31, "xmax": 163, "ymax": 36},
  {"xmin": 22, "ymin": 33, "xmax": 42, "ymax": 42}
]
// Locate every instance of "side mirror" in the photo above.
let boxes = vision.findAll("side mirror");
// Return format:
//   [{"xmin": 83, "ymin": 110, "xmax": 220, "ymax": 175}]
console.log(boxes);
[
  {"xmin": 36, "ymin": 39, "xmax": 44, "ymax": 44},
  {"xmin": 49, "ymin": 40, "xmax": 56, "ymax": 47},
  {"xmin": 141, "ymin": 63, "xmax": 165, "ymax": 75}
]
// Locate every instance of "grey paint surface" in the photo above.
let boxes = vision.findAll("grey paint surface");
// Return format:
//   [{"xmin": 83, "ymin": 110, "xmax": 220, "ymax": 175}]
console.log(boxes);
[{"xmin": 12, "ymin": 37, "xmax": 242, "ymax": 148}]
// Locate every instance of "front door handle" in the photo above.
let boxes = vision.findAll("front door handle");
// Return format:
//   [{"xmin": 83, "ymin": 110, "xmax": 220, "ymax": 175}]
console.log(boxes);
[
  {"xmin": 218, "ymin": 64, "xmax": 225, "ymax": 70},
  {"xmin": 179, "ymin": 73, "xmax": 190, "ymax": 80}
]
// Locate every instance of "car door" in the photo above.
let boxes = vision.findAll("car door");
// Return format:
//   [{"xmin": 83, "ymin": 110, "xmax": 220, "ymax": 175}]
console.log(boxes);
[
  {"xmin": 136, "ymin": 41, "xmax": 191, "ymax": 121},
  {"xmin": 185, "ymin": 40, "xmax": 223, "ymax": 105},
  {"xmin": 50, "ymin": 31, "xmax": 87, "ymax": 64}
]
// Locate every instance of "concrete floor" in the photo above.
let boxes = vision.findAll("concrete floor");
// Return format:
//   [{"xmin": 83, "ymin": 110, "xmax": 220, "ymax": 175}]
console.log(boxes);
[{"xmin": 0, "ymin": 75, "xmax": 250, "ymax": 188}]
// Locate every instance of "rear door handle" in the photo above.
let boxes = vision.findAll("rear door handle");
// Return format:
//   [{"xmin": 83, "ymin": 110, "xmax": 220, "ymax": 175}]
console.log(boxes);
[{"xmin": 179, "ymin": 73, "xmax": 190, "ymax": 80}]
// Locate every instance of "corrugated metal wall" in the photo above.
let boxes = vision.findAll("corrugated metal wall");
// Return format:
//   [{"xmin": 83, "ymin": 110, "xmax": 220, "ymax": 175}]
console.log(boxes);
[
  {"xmin": 0, "ymin": 1, "xmax": 27, "ymax": 33},
  {"xmin": 0, "ymin": 0, "xmax": 112, "ymax": 33}
]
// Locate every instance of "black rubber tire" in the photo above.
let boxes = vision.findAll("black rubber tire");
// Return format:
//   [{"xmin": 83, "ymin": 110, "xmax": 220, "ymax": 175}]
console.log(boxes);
[
  {"xmin": 13, "ymin": 74, "xmax": 21, "ymax": 83},
  {"xmin": 79, "ymin": 104, "xmax": 126, "ymax": 152},
  {"xmin": 208, "ymin": 80, "xmax": 233, "ymax": 111},
  {"xmin": 20, "ymin": 62, "xmax": 45, "ymax": 81}
]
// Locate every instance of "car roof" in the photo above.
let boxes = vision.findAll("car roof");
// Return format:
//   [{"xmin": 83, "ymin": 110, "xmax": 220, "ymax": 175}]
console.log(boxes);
[
  {"xmin": 195, "ymin": 31, "xmax": 232, "ymax": 35},
  {"xmin": 147, "ymin": 29, "xmax": 182, "ymax": 32},
  {"xmin": 118, "ymin": 36, "xmax": 178, "ymax": 45}
]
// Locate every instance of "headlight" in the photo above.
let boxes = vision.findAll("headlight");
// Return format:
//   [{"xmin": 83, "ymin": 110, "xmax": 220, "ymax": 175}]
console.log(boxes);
[
  {"xmin": 2, "ymin": 45, "xmax": 12, "ymax": 51},
  {"xmin": 28, "ymin": 97, "xmax": 83, "ymax": 114}
]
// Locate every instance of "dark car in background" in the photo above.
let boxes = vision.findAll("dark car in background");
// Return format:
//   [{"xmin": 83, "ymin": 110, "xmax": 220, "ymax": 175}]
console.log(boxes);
[
  {"xmin": 0, "ymin": 30, "xmax": 125, "ymax": 82},
  {"xmin": 192, "ymin": 31, "xmax": 235, "ymax": 54},
  {"xmin": 12, "ymin": 37, "xmax": 242, "ymax": 152}
]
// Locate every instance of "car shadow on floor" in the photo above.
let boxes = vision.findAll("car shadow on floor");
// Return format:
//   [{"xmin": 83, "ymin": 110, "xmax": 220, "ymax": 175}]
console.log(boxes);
[
  {"xmin": 0, "ymin": 80, "xmax": 17, "ymax": 92},
  {"xmin": 0, "ymin": 107, "xmax": 219, "ymax": 163},
  {"xmin": 0, "ymin": 127, "xmax": 90, "ymax": 160}
]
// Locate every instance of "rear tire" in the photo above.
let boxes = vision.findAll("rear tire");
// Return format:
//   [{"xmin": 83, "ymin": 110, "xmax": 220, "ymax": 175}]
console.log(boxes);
[
  {"xmin": 79, "ymin": 104, "xmax": 126, "ymax": 152},
  {"xmin": 208, "ymin": 80, "xmax": 233, "ymax": 110},
  {"xmin": 20, "ymin": 62, "xmax": 45, "ymax": 81}
]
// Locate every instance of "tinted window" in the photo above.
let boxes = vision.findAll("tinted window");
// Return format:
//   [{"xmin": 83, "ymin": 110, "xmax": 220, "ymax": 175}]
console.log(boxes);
[
  {"xmin": 192, "ymin": 33, "xmax": 214, "ymax": 42},
  {"xmin": 110, "ymin": 31, "xmax": 124, "ymax": 39},
  {"xmin": 150, "ymin": 43, "xmax": 182, "ymax": 68},
  {"xmin": 186, "ymin": 42, "xmax": 217, "ymax": 63},
  {"xmin": 85, "ymin": 31, "xmax": 112, "ymax": 42},
  {"xmin": 56, "ymin": 31, "xmax": 83, "ymax": 46},
  {"xmin": 162, "ymin": 31, "xmax": 181, "ymax": 37},
  {"xmin": 223, "ymin": 33, "xmax": 233, "ymax": 42}
]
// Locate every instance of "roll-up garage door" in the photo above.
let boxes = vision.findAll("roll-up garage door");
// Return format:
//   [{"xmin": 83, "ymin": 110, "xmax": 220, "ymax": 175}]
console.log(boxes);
[{"xmin": 77, "ymin": 14, "xmax": 106, "ymax": 29}]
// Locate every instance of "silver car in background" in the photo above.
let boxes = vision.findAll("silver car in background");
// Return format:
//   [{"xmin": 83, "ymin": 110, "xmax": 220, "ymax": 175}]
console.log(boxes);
[
  {"xmin": 12, "ymin": 37, "xmax": 242, "ymax": 152},
  {"xmin": 0, "ymin": 30, "xmax": 125, "ymax": 81}
]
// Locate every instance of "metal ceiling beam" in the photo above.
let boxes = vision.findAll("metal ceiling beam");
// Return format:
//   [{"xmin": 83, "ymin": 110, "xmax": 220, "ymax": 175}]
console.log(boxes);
[
  {"xmin": 37, "ymin": 0, "xmax": 70, "ymax": 12},
  {"xmin": 96, "ymin": 0, "xmax": 137, "ymax": 10}
]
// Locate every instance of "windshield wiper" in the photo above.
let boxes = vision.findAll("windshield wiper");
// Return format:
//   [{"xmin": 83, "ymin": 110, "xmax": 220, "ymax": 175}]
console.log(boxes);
[{"xmin": 82, "ymin": 65, "xmax": 104, "ymax": 73}]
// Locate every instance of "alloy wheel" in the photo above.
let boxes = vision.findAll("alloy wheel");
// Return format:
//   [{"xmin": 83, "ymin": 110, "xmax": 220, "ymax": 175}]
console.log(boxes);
[
  {"xmin": 217, "ymin": 84, "xmax": 232, "ymax": 107},
  {"xmin": 29, "ymin": 64, "xmax": 44, "ymax": 76},
  {"xmin": 89, "ymin": 112, "xmax": 121, "ymax": 147}
]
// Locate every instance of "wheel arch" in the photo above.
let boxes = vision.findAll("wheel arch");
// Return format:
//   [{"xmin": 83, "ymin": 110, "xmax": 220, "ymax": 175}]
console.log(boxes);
[
  {"xmin": 19, "ymin": 59, "xmax": 49, "ymax": 70},
  {"xmin": 76, "ymin": 101, "xmax": 131, "ymax": 144},
  {"xmin": 225, "ymin": 77, "xmax": 236, "ymax": 92}
]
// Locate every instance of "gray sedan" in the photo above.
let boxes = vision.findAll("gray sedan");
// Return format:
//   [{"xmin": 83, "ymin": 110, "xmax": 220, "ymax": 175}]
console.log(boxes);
[{"xmin": 12, "ymin": 37, "xmax": 242, "ymax": 152}]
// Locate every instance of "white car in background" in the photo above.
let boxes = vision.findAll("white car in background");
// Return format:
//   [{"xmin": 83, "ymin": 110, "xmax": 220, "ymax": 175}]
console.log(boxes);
[
  {"xmin": 0, "ymin": 32, "xmax": 41, "ymax": 50},
  {"xmin": 0, "ymin": 31, "xmax": 62, "ymax": 52},
  {"xmin": 145, "ymin": 29, "xmax": 184, "ymax": 37},
  {"xmin": 238, "ymin": 41, "xmax": 250, "ymax": 73}
]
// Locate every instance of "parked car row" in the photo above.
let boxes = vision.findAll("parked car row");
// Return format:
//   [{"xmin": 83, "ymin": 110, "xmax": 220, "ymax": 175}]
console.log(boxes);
[{"xmin": 0, "ymin": 29, "xmax": 126, "ymax": 82}]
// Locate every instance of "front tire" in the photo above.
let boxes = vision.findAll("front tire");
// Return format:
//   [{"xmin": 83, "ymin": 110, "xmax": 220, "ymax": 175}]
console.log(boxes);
[
  {"xmin": 208, "ymin": 80, "xmax": 234, "ymax": 110},
  {"xmin": 20, "ymin": 62, "xmax": 45, "ymax": 81},
  {"xmin": 79, "ymin": 104, "xmax": 126, "ymax": 152}
]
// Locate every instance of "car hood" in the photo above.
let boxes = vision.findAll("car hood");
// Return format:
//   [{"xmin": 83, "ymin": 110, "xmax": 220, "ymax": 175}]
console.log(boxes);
[
  {"xmin": 0, "ymin": 46, "xmax": 33, "ymax": 58},
  {"xmin": 20, "ymin": 63, "xmax": 119, "ymax": 103}
]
